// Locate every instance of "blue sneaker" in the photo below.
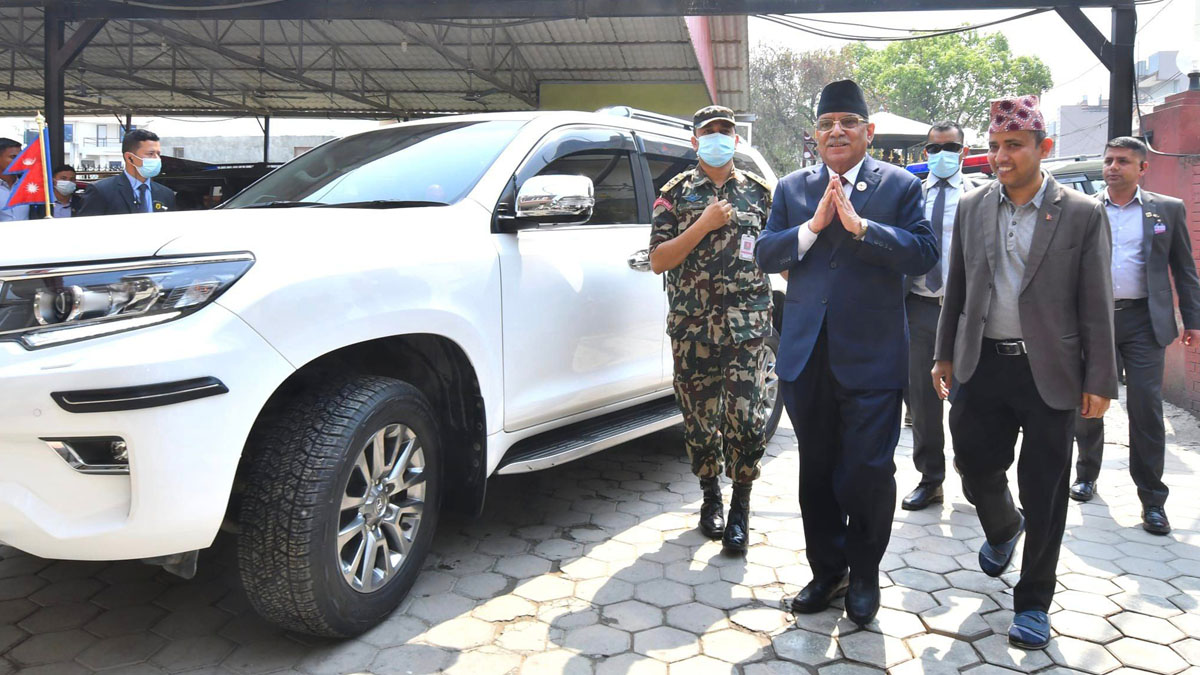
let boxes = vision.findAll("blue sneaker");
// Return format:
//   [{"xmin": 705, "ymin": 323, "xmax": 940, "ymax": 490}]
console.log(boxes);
[
  {"xmin": 979, "ymin": 514, "xmax": 1025, "ymax": 577},
  {"xmin": 1009, "ymin": 610, "xmax": 1051, "ymax": 649}
]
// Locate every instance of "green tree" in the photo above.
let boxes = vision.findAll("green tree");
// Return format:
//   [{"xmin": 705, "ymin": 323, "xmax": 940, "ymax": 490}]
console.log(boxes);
[
  {"xmin": 749, "ymin": 45, "xmax": 860, "ymax": 176},
  {"xmin": 850, "ymin": 31, "xmax": 1053, "ymax": 133}
]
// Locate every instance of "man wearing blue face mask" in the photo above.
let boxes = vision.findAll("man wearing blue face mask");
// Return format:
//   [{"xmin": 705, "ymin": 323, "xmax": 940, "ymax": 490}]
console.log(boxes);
[
  {"xmin": 649, "ymin": 105, "xmax": 774, "ymax": 554},
  {"xmin": 77, "ymin": 128, "xmax": 176, "ymax": 217},
  {"xmin": 900, "ymin": 121, "xmax": 989, "ymax": 511}
]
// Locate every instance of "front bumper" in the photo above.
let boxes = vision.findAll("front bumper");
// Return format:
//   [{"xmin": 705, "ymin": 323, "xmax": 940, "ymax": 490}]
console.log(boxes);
[{"xmin": 0, "ymin": 304, "xmax": 294, "ymax": 560}]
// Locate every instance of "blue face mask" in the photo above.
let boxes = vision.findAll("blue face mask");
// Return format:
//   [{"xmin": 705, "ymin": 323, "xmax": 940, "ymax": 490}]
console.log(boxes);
[
  {"xmin": 927, "ymin": 150, "xmax": 961, "ymax": 179},
  {"xmin": 697, "ymin": 133, "xmax": 736, "ymax": 168},
  {"xmin": 133, "ymin": 155, "xmax": 162, "ymax": 179}
]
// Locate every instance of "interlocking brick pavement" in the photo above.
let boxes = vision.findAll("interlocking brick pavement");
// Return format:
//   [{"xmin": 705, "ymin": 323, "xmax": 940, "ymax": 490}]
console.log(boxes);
[{"xmin": 2, "ymin": 385, "xmax": 1200, "ymax": 674}]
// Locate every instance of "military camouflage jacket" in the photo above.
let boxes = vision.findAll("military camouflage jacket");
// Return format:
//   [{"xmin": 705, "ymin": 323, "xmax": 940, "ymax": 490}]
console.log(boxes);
[{"xmin": 649, "ymin": 166, "xmax": 773, "ymax": 344}]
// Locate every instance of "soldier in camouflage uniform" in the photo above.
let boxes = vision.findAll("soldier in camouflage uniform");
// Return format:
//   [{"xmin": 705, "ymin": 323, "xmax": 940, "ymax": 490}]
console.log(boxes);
[{"xmin": 647, "ymin": 105, "xmax": 774, "ymax": 553}]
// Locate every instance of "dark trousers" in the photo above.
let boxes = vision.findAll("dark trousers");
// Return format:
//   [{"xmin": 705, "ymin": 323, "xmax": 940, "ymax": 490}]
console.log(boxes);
[
  {"xmin": 905, "ymin": 294, "xmax": 946, "ymax": 486},
  {"xmin": 950, "ymin": 341, "xmax": 1074, "ymax": 613},
  {"xmin": 781, "ymin": 325, "xmax": 901, "ymax": 582},
  {"xmin": 1074, "ymin": 302, "xmax": 1168, "ymax": 507}
]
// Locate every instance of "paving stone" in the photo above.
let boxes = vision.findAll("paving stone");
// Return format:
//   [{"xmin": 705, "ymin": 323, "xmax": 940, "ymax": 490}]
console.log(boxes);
[
  {"xmin": 974, "ymin": 633, "xmax": 1054, "ymax": 672},
  {"xmin": 837, "ymin": 630, "xmax": 912, "ymax": 669},
  {"xmin": 666, "ymin": 602, "xmax": 727, "ymax": 635},
  {"xmin": 575, "ymin": 578, "xmax": 636, "ymax": 605},
  {"xmin": 744, "ymin": 659, "xmax": 809, "ymax": 675},
  {"xmin": 772, "ymin": 628, "xmax": 842, "ymax": 666},
  {"xmin": 1109, "ymin": 612, "xmax": 1187, "ymax": 644},
  {"xmin": 667, "ymin": 654, "xmax": 736, "ymax": 674},
  {"xmin": 889, "ymin": 568, "xmax": 950, "ymax": 593},
  {"xmin": 496, "ymin": 554, "xmax": 555, "ymax": 579},
  {"xmin": 152, "ymin": 605, "xmax": 232, "ymax": 639},
  {"xmin": 1175, "ymin": 640, "xmax": 1200, "ymax": 668},
  {"xmin": 1057, "ymin": 590, "xmax": 1123, "ymax": 617},
  {"xmin": 879, "ymin": 585, "xmax": 938, "ymax": 614},
  {"xmin": 369, "ymin": 644, "xmax": 452, "ymax": 675},
  {"xmin": 497, "ymin": 619, "xmax": 550, "ymax": 652},
  {"xmin": 1106, "ymin": 638, "xmax": 1190, "ymax": 675},
  {"xmin": 405, "ymin": 592, "xmax": 478, "ymax": 624},
  {"xmin": 595, "ymin": 652, "xmax": 666, "ymax": 675},
  {"xmin": 821, "ymin": 663, "xmax": 893, "ymax": 675},
  {"xmin": 7, "ymin": 628, "xmax": 95, "ymax": 666},
  {"xmin": 563, "ymin": 624, "xmax": 631, "ymax": 656},
  {"xmin": 521, "ymin": 649, "xmax": 595, "ymax": 674},
  {"xmin": 1111, "ymin": 593, "xmax": 1183, "ymax": 619},
  {"xmin": 149, "ymin": 635, "xmax": 236, "ymax": 671},
  {"xmin": 864, "ymin": 607, "xmax": 925, "ymax": 639},
  {"xmin": 422, "ymin": 616, "xmax": 496, "ymax": 649},
  {"xmin": 664, "ymin": 561, "xmax": 720, "ymax": 586},
  {"xmin": 18, "ymin": 602, "xmax": 101, "ymax": 632},
  {"xmin": 1114, "ymin": 576, "xmax": 1183, "ymax": 599},
  {"xmin": 0, "ymin": 598, "xmax": 37, "ymax": 626},
  {"xmin": 904, "ymin": 632, "xmax": 981, "ymax": 668},
  {"xmin": 635, "ymin": 625, "xmax": 701, "ymax": 662},
  {"xmin": 472, "ymin": 595, "xmax": 539, "ymax": 623},
  {"xmin": 537, "ymin": 538, "xmax": 588, "ymax": 560},
  {"xmin": 719, "ymin": 562, "xmax": 778, "ymax": 587},
  {"xmin": 442, "ymin": 646, "xmax": 523, "ymax": 675},
  {"xmin": 455, "ymin": 571, "xmax": 509, "ymax": 599},
  {"xmin": 560, "ymin": 558, "xmax": 611, "ymax": 581},
  {"xmin": 1051, "ymin": 610, "xmax": 1123, "ymax": 643},
  {"xmin": 700, "ymin": 628, "xmax": 766, "ymax": 663},
  {"xmin": 76, "ymin": 632, "xmax": 165, "ymax": 670},
  {"xmin": 945, "ymin": 569, "xmax": 1010, "ymax": 594},
  {"xmin": 603, "ymin": 600, "xmax": 663, "ymax": 632},
  {"xmin": 1046, "ymin": 635, "xmax": 1122, "ymax": 674},
  {"xmin": 514, "ymin": 575, "xmax": 575, "ymax": 603},
  {"xmin": 903, "ymin": 550, "xmax": 961, "ymax": 575},
  {"xmin": 635, "ymin": 579, "xmax": 693, "ymax": 608},
  {"xmin": 359, "ymin": 614, "xmax": 427, "ymax": 648},
  {"xmin": 729, "ymin": 607, "xmax": 791, "ymax": 634},
  {"xmin": 221, "ymin": 636, "xmax": 302, "ymax": 674},
  {"xmin": 27, "ymin": 578, "xmax": 104, "ymax": 606},
  {"xmin": 1059, "ymin": 574, "xmax": 1124, "ymax": 596}
]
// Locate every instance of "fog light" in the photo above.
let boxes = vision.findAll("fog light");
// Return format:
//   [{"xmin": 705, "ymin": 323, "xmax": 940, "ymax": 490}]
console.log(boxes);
[{"xmin": 42, "ymin": 436, "xmax": 130, "ymax": 475}]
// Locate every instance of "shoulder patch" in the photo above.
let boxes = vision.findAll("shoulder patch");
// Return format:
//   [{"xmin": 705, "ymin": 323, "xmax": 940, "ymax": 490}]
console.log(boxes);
[
  {"xmin": 660, "ymin": 171, "xmax": 689, "ymax": 194},
  {"xmin": 742, "ymin": 171, "xmax": 772, "ymax": 192}
]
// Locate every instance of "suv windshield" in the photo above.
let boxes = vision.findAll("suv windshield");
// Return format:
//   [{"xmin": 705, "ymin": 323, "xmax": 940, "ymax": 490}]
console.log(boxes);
[{"xmin": 224, "ymin": 120, "xmax": 525, "ymax": 209}]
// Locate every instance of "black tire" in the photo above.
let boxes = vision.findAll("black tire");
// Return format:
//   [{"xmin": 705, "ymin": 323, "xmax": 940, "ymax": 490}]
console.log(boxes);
[
  {"xmin": 763, "ymin": 327, "xmax": 784, "ymax": 442},
  {"xmin": 236, "ymin": 375, "xmax": 441, "ymax": 637}
]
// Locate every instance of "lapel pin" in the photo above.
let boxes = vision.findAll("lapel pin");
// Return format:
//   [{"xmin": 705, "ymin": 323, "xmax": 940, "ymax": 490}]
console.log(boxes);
[
  {"xmin": 856, "ymin": 181, "xmax": 867, "ymax": 192},
  {"xmin": 1045, "ymin": 213, "xmax": 1053, "ymax": 220}
]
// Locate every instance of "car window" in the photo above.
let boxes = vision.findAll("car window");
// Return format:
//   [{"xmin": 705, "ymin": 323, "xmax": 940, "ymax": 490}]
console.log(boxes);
[
  {"xmin": 225, "ymin": 120, "xmax": 524, "ymax": 208},
  {"xmin": 536, "ymin": 151, "xmax": 638, "ymax": 225}
]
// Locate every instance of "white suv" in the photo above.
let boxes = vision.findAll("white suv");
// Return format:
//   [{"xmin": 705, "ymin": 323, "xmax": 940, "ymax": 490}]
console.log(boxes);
[{"xmin": 0, "ymin": 109, "xmax": 784, "ymax": 637}]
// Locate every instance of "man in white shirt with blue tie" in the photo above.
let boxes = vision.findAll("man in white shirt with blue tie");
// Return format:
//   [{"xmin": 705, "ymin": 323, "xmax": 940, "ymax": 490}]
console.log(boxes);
[{"xmin": 902, "ymin": 121, "xmax": 987, "ymax": 511}]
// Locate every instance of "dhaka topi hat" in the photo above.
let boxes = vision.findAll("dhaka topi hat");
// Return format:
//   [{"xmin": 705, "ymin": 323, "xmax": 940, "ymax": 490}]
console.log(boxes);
[
  {"xmin": 989, "ymin": 95, "xmax": 1045, "ymax": 133},
  {"xmin": 816, "ymin": 79, "xmax": 869, "ymax": 119},
  {"xmin": 693, "ymin": 105, "xmax": 737, "ymax": 131}
]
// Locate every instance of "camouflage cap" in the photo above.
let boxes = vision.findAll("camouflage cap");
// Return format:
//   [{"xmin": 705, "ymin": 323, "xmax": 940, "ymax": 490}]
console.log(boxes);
[{"xmin": 693, "ymin": 105, "xmax": 736, "ymax": 131}]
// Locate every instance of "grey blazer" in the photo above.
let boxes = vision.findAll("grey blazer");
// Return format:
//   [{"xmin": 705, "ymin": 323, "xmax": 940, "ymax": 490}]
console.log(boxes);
[
  {"xmin": 934, "ymin": 174, "xmax": 1118, "ymax": 410},
  {"xmin": 1136, "ymin": 191, "xmax": 1200, "ymax": 347}
]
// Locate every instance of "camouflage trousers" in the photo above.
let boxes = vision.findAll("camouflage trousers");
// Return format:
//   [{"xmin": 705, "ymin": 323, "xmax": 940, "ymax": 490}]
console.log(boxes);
[{"xmin": 671, "ymin": 337, "xmax": 769, "ymax": 484}]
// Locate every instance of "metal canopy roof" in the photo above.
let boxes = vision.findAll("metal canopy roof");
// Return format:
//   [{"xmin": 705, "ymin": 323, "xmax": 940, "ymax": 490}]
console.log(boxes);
[{"xmin": 0, "ymin": 9, "xmax": 748, "ymax": 117}]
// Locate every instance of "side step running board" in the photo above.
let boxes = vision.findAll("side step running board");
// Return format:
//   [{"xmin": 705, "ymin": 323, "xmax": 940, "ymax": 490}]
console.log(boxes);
[{"xmin": 496, "ymin": 397, "xmax": 681, "ymax": 474}]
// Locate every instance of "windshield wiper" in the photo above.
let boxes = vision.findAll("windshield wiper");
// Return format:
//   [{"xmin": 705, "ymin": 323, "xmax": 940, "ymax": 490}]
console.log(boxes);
[
  {"xmin": 239, "ymin": 200, "xmax": 324, "ymax": 209},
  {"xmin": 317, "ymin": 200, "xmax": 449, "ymax": 209}
]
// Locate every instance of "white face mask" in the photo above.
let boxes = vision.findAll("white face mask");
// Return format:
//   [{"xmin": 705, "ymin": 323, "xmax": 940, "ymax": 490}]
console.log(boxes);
[{"xmin": 55, "ymin": 180, "xmax": 77, "ymax": 195}]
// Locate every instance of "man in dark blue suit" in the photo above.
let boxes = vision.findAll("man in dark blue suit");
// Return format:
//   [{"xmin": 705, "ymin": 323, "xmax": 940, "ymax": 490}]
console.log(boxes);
[{"xmin": 755, "ymin": 80, "xmax": 938, "ymax": 626}]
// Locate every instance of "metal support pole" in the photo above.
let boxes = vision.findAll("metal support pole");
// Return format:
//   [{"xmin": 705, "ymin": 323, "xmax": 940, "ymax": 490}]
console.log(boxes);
[
  {"xmin": 263, "ymin": 114, "xmax": 270, "ymax": 164},
  {"xmin": 1109, "ymin": 5, "xmax": 1136, "ymax": 139},
  {"xmin": 125, "ymin": 112, "xmax": 133, "ymax": 134},
  {"xmin": 43, "ymin": 9, "xmax": 67, "ymax": 168}
]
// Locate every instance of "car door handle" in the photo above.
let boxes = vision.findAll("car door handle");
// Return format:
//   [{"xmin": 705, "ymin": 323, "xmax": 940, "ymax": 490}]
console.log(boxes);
[{"xmin": 627, "ymin": 249, "xmax": 652, "ymax": 272}]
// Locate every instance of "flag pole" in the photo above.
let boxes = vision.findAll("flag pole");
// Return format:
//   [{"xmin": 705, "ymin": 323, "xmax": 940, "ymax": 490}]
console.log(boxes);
[{"xmin": 34, "ymin": 112, "xmax": 53, "ymax": 219}]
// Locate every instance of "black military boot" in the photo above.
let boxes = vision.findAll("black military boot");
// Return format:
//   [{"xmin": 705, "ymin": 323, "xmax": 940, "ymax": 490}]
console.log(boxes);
[
  {"xmin": 698, "ymin": 477, "xmax": 725, "ymax": 539},
  {"xmin": 723, "ymin": 482, "xmax": 752, "ymax": 553}
]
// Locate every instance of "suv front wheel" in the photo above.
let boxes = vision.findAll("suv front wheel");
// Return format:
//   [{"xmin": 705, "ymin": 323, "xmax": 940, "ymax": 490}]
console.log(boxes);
[{"xmin": 236, "ymin": 375, "xmax": 441, "ymax": 637}]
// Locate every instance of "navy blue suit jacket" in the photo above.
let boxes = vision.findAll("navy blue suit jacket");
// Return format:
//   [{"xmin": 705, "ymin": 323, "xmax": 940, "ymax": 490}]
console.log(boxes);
[
  {"xmin": 76, "ymin": 173, "xmax": 176, "ymax": 217},
  {"xmin": 755, "ymin": 156, "xmax": 937, "ymax": 389}
]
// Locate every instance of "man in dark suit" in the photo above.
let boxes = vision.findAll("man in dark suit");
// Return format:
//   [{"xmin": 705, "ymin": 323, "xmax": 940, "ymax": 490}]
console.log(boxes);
[
  {"xmin": 933, "ymin": 95, "xmax": 1117, "ymax": 650},
  {"xmin": 755, "ymin": 79, "xmax": 937, "ymax": 627},
  {"xmin": 1069, "ymin": 136, "xmax": 1200, "ymax": 535},
  {"xmin": 901, "ymin": 121, "xmax": 989, "ymax": 511},
  {"xmin": 76, "ymin": 129, "xmax": 176, "ymax": 217}
]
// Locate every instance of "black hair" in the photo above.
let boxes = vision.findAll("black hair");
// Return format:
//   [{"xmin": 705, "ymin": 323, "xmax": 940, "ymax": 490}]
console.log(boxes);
[
  {"xmin": 928, "ymin": 121, "xmax": 965, "ymax": 143},
  {"xmin": 121, "ymin": 128, "xmax": 159, "ymax": 154},
  {"xmin": 0, "ymin": 137, "xmax": 20, "ymax": 154},
  {"xmin": 1105, "ymin": 136, "xmax": 1148, "ymax": 162},
  {"xmin": 53, "ymin": 163, "xmax": 75, "ymax": 175}
]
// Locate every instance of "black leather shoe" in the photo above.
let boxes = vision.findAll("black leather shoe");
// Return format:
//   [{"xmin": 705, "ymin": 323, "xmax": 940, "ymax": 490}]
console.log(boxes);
[
  {"xmin": 722, "ymin": 483, "xmax": 752, "ymax": 553},
  {"xmin": 902, "ymin": 483, "xmax": 944, "ymax": 511},
  {"xmin": 698, "ymin": 477, "xmax": 724, "ymax": 539},
  {"xmin": 789, "ymin": 574, "xmax": 849, "ymax": 614},
  {"xmin": 1069, "ymin": 480, "xmax": 1096, "ymax": 502},
  {"xmin": 1142, "ymin": 506, "xmax": 1171, "ymax": 535},
  {"xmin": 845, "ymin": 576, "xmax": 881, "ymax": 626},
  {"xmin": 979, "ymin": 514, "xmax": 1025, "ymax": 577}
]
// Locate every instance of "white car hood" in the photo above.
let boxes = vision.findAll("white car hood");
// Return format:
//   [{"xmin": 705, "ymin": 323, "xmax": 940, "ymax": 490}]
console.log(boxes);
[{"xmin": 1, "ymin": 203, "xmax": 478, "ymax": 268}]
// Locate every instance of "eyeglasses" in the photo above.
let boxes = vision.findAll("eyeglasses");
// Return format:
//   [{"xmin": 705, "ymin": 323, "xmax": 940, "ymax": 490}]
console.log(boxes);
[
  {"xmin": 814, "ymin": 115, "xmax": 867, "ymax": 132},
  {"xmin": 925, "ymin": 142, "xmax": 964, "ymax": 154}
]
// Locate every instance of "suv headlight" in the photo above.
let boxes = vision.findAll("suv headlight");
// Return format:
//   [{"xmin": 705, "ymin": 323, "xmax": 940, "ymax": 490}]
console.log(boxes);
[{"xmin": 0, "ymin": 253, "xmax": 254, "ymax": 349}]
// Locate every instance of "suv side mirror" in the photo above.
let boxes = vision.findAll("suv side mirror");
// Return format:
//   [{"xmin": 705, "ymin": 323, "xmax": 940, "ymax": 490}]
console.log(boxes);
[{"xmin": 514, "ymin": 175, "xmax": 595, "ymax": 227}]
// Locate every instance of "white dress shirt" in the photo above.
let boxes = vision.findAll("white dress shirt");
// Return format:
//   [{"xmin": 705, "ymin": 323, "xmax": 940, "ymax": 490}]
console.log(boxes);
[
  {"xmin": 796, "ymin": 156, "xmax": 866, "ymax": 259},
  {"xmin": 911, "ymin": 170, "xmax": 965, "ymax": 297},
  {"xmin": 0, "ymin": 180, "xmax": 31, "ymax": 221},
  {"xmin": 1104, "ymin": 186, "xmax": 1147, "ymax": 300}
]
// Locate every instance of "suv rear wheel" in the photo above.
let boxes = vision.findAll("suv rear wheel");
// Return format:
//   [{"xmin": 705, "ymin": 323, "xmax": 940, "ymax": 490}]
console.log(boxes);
[{"xmin": 236, "ymin": 375, "xmax": 441, "ymax": 637}]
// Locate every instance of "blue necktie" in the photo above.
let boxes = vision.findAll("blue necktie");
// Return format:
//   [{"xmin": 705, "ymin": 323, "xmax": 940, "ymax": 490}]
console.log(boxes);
[
  {"xmin": 137, "ymin": 183, "xmax": 150, "ymax": 213},
  {"xmin": 926, "ymin": 179, "xmax": 950, "ymax": 292}
]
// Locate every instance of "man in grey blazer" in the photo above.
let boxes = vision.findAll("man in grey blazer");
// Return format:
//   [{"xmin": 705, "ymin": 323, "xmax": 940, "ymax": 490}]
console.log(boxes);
[
  {"xmin": 901, "ymin": 120, "xmax": 989, "ymax": 511},
  {"xmin": 1069, "ymin": 136, "xmax": 1200, "ymax": 536},
  {"xmin": 932, "ymin": 95, "xmax": 1117, "ymax": 650}
]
